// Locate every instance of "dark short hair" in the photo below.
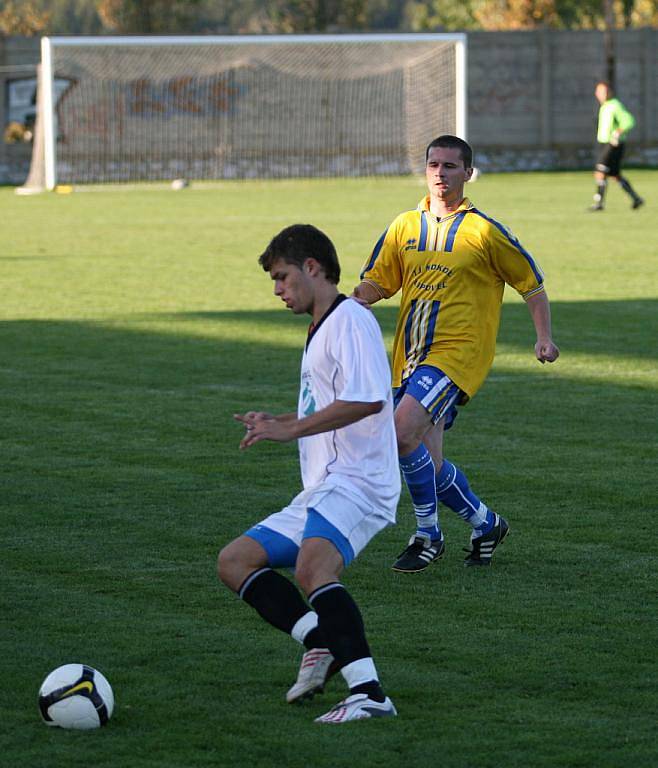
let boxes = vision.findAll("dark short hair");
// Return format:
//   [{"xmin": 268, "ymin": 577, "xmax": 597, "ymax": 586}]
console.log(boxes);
[
  {"xmin": 258, "ymin": 224, "xmax": 340, "ymax": 285},
  {"xmin": 425, "ymin": 135, "xmax": 473, "ymax": 169}
]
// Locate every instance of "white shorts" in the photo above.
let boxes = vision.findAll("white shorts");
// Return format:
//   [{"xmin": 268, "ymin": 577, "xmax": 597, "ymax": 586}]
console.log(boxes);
[{"xmin": 245, "ymin": 479, "xmax": 393, "ymax": 567}]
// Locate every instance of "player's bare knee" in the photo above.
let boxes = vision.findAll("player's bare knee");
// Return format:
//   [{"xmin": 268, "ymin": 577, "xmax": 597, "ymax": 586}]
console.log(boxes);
[
  {"xmin": 217, "ymin": 540, "xmax": 245, "ymax": 591},
  {"xmin": 294, "ymin": 561, "xmax": 316, "ymax": 595},
  {"xmin": 218, "ymin": 536, "xmax": 269, "ymax": 592},
  {"xmin": 395, "ymin": 423, "xmax": 424, "ymax": 456},
  {"xmin": 216, "ymin": 543, "xmax": 232, "ymax": 585},
  {"xmin": 394, "ymin": 409, "xmax": 429, "ymax": 456},
  {"xmin": 397, "ymin": 434, "xmax": 416, "ymax": 456},
  {"xmin": 296, "ymin": 559, "xmax": 334, "ymax": 597}
]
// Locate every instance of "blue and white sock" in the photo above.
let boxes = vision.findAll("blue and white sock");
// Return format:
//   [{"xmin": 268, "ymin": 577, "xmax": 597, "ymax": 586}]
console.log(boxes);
[
  {"xmin": 436, "ymin": 459, "xmax": 494, "ymax": 538},
  {"xmin": 399, "ymin": 444, "xmax": 442, "ymax": 541}
]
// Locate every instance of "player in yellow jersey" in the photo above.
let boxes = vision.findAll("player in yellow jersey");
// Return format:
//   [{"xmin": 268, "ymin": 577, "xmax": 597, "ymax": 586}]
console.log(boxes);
[{"xmin": 353, "ymin": 135, "xmax": 560, "ymax": 572}]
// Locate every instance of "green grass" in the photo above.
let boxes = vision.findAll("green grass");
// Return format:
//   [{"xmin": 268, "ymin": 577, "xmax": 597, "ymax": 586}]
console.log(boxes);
[{"xmin": 1, "ymin": 171, "xmax": 657, "ymax": 767}]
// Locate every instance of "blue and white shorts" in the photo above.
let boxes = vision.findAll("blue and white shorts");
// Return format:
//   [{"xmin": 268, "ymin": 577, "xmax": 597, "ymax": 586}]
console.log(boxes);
[
  {"xmin": 393, "ymin": 364, "xmax": 465, "ymax": 429},
  {"xmin": 244, "ymin": 481, "xmax": 392, "ymax": 569}
]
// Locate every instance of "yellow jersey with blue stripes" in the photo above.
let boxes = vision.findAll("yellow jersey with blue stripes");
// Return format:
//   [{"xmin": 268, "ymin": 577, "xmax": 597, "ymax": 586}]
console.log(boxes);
[{"xmin": 360, "ymin": 196, "xmax": 545, "ymax": 397}]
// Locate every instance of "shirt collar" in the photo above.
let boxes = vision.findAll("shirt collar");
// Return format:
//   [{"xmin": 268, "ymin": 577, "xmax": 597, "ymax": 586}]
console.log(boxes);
[
  {"xmin": 418, "ymin": 195, "xmax": 474, "ymax": 219},
  {"xmin": 306, "ymin": 293, "xmax": 346, "ymax": 350}
]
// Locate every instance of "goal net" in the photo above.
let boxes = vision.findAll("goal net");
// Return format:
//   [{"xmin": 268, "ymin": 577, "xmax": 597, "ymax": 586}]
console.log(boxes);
[{"xmin": 20, "ymin": 34, "xmax": 466, "ymax": 191}]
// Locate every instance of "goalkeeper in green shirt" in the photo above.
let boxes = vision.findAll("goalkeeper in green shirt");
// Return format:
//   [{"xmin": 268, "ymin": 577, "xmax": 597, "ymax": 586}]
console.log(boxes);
[{"xmin": 589, "ymin": 81, "xmax": 644, "ymax": 211}]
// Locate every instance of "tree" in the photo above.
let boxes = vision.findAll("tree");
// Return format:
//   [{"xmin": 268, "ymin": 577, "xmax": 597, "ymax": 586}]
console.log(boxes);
[
  {"xmin": 469, "ymin": 0, "xmax": 658, "ymax": 30},
  {"xmin": 3, "ymin": 0, "xmax": 655, "ymax": 36},
  {"xmin": 477, "ymin": 0, "xmax": 559, "ymax": 28},
  {"xmin": 96, "ymin": 0, "xmax": 205, "ymax": 33},
  {"xmin": 49, "ymin": 0, "xmax": 103, "ymax": 34},
  {"xmin": 402, "ymin": 0, "xmax": 480, "ymax": 31},
  {"xmin": 0, "ymin": 1, "xmax": 50, "ymax": 35},
  {"xmin": 230, "ymin": 0, "xmax": 370, "ymax": 33},
  {"xmin": 624, "ymin": 0, "xmax": 658, "ymax": 27}
]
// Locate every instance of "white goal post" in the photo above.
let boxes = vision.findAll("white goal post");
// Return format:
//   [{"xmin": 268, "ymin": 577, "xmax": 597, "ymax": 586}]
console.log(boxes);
[{"xmin": 22, "ymin": 33, "xmax": 467, "ymax": 191}]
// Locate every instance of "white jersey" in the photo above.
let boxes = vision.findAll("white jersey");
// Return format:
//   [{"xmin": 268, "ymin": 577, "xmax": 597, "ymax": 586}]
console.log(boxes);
[{"xmin": 298, "ymin": 296, "xmax": 400, "ymax": 521}]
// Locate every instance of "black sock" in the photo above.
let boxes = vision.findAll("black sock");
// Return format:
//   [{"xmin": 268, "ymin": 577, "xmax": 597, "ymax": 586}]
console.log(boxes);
[
  {"xmin": 350, "ymin": 681, "xmax": 386, "ymax": 703},
  {"xmin": 594, "ymin": 181, "xmax": 607, "ymax": 206},
  {"xmin": 618, "ymin": 176, "xmax": 640, "ymax": 202},
  {"xmin": 308, "ymin": 582, "xmax": 371, "ymax": 668},
  {"xmin": 239, "ymin": 568, "xmax": 311, "ymax": 636},
  {"xmin": 303, "ymin": 626, "xmax": 326, "ymax": 650}
]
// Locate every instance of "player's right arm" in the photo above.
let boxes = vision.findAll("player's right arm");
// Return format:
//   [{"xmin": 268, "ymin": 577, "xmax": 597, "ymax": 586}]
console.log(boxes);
[
  {"xmin": 235, "ymin": 400, "xmax": 383, "ymax": 450},
  {"xmin": 352, "ymin": 280, "xmax": 386, "ymax": 306}
]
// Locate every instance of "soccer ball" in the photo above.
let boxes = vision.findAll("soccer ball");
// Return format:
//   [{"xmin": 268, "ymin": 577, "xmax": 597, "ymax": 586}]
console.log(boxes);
[{"xmin": 38, "ymin": 664, "xmax": 114, "ymax": 730}]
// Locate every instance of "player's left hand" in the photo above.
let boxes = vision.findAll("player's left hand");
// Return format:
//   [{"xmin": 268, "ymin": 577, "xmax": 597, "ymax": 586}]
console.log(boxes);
[
  {"xmin": 235, "ymin": 411, "xmax": 274, "ymax": 423},
  {"xmin": 535, "ymin": 340, "xmax": 560, "ymax": 364}
]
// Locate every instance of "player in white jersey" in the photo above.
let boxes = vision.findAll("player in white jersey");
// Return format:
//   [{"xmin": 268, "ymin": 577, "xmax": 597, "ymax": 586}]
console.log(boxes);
[{"xmin": 218, "ymin": 224, "xmax": 400, "ymax": 724}]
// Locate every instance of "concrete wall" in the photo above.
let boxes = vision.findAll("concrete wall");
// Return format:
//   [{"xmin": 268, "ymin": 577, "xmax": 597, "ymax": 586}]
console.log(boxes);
[
  {"xmin": 468, "ymin": 28, "xmax": 658, "ymax": 170},
  {"xmin": 1, "ymin": 29, "xmax": 656, "ymax": 183}
]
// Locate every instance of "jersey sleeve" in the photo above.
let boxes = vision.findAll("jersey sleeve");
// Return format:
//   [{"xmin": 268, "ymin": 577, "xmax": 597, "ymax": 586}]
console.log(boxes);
[
  {"xmin": 487, "ymin": 222, "xmax": 545, "ymax": 299},
  {"xmin": 331, "ymin": 304, "xmax": 391, "ymax": 404},
  {"xmin": 359, "ymin": 216, "xmax": 405, "ymax": 298},
  {"xmin": 615, "ymin": 101, "xmax": 636, "ymax": 136}
]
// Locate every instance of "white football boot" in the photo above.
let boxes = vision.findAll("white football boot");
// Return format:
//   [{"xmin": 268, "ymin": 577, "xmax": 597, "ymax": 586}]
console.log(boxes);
[
  {"xmin": 286, "ymin": 648, "xmax": 337, "ymax": 704},
  {"xmin": 314, "ymin": 693, "xmax": 397, "ymax": 724}
]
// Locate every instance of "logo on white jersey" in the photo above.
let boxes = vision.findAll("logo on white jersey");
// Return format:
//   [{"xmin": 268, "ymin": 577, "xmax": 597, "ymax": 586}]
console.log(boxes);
[{"xmin": 301, "ymin": 372, "xmax": 316, "ymax": 416}]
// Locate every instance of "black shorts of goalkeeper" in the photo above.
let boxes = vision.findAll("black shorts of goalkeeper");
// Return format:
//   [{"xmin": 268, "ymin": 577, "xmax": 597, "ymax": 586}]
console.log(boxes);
[{"xmin": 596, "ymin": 142, "xmax": 625, "ymax": 176}]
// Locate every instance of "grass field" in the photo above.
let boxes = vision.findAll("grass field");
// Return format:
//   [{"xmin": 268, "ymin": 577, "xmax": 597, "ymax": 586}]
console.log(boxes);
[{"xmin": 1, "ymin": 170, "xmax": 657, "ymax": 768}]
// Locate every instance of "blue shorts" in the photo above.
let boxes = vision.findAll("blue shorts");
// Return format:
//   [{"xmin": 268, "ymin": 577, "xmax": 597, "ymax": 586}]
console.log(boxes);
[{"xmin": 393, "ymin": 365, "xmax": 464, "ymax": 429}]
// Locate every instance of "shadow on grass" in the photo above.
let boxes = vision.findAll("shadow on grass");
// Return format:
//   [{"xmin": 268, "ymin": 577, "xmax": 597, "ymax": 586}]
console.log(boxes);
[
  {"xmin": 160, "ymin": 297, "xmax": 658, "ymax": 362},
  {"xmin": 1, "ymin": 304, "xmax": 656, "ymax": 768},
  {"xmin": 1, "ymin": 297, "xmax": 654, "ymax": 523},
  {"xmin": 1, "ymin": 298, "xmax": 655, "ymax": 443},
  {"xmin": 1, "ymin": 306, "xmax": 654, "ymax": 590},
  {"xmin": 496, "ymin": 298, "xmax": 658, "ymax": 362},
  {"xmin": 1, "ymin": 298, "xmax": 654, "ymax": 513}
]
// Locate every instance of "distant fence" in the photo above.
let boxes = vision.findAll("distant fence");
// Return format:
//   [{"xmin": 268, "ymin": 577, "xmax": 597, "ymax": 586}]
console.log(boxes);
[{"xmin": 1, "ymin": 28, "xmax": 656, "ymax": 183}]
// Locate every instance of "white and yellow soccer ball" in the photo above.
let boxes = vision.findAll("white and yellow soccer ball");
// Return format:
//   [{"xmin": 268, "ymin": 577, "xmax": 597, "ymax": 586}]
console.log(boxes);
[{"xmin": 38, "ymin": 664, "xmax": 114, "ymax": 730}]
